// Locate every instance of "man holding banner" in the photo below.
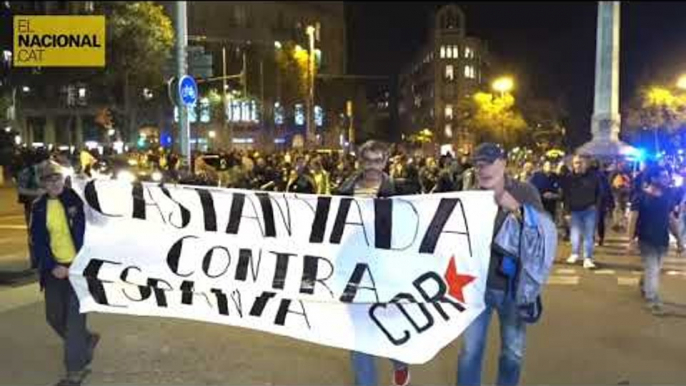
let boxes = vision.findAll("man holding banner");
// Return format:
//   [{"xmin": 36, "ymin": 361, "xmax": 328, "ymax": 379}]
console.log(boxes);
[
  {"xmin": 336, "ymin": 140, "xmax": 410, "ymax": 386},
  {"xmin": 457, "ymin": 143, "xmax": 546, "ymax": 386},
  {"xmin": 30, "ymin": 161, "xmax": 100, "ymax": 386}
]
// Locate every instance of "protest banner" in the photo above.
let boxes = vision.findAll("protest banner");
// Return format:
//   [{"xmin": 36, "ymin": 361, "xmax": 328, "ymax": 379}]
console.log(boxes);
[{"xmin": 69, "ymin": 179, "xmax": 496, "ymax": 364}]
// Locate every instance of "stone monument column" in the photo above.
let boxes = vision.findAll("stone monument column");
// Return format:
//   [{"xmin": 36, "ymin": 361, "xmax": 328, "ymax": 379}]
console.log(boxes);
[{"xmin": 578, "ymin": 1, "xmax": 633, "ymax": 156}]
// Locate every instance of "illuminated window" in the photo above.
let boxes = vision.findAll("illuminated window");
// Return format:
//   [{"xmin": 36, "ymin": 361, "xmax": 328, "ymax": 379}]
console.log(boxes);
[
  {"xmin": 445, "ymin": 65, "xmax": 454, "ymax": 81},
  {"xmin": 465, "ymin": 47, "xmax": 473, "ymax": 59},
  {"xmin": 464, "ymin": 65, "xmax": 475, "ymax": 79},
  {"xmin": 314, "ymin": 105, "xmax": 323, "ymax": 127},
  {"xmin": 295, "ymin": 104, "xmax": 305, "ymax": 125},
  {"xmin": 446, "ymin": 46, "xmax": 452, "ymax": 59},
  {"xmin": 440, "ymin": 46, "xmax": 446, "ymax": 58},
  {"xmin": 199, "ymin": 98, "xmax": 210, "ymax": 123},
  {"xmin": 452, "ymin": 46, "xmax": 459, "ymax": 59},
  {"xmin": 445, "ymin": 124, "xmax": 453, "ymax": 138},
  {"xmin": 445, "ymin": 104, "xmax": 453, "ymax": 120},
  {"xmin": 274, "ymin": 102, "xmax": 284, "ymax": 125}
]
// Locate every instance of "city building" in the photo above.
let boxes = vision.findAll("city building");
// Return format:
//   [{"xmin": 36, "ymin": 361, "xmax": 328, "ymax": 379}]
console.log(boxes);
[
  {"xmin": 180, "ymin": 1, "xmax": 348, "ymax": 150},
  {"xmin": 398, "ymin": 4, "xmax": 490, "ymax": 154}
]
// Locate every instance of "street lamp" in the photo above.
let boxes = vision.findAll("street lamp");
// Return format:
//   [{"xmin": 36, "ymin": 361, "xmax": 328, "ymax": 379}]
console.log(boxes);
[
  {"xmin": 677, "ymin": 74, "xmax": 686, "ymax": 90},
  {"xmin": 492, "ymin": 76, "xmax": 514, "ymax": 96},
  {"xmin": 306, "ymin": 25, "xmax": 316, "ymax": 147}
]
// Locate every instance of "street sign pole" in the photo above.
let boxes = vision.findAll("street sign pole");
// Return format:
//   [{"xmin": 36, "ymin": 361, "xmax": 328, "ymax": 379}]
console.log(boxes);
[{"xmin": 175, "ymin": 1, "xmax": 191, "ymax": 170}]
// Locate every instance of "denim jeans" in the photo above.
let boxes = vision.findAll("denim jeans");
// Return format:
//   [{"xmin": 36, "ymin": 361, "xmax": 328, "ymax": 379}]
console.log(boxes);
[
  {"xmin": 457, "ymin": 288, "xmax": 527, "ymax": 386},
  {"xmin": 570, "ymin": 207, "xmax": 597, "ymax": 259},
  {"xmin": 350, "ymin": 351, "xmax": 406, "ymax": 386},
  {"xmin": 639, "ymin": 243, "xmax": 667, "ymax": 303}
]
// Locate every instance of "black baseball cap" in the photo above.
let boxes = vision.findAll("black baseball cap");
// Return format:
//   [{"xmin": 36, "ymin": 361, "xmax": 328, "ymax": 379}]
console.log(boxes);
[{"xmin": 471, "ymin": 143, "xmax": 506, "ymax": 164}]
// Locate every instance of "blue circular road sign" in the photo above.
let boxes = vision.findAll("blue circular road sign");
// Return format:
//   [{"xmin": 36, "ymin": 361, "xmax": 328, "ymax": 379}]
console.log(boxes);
[{"xmin": 178, "ymin": 75, "xmax": 198, "ymax": 106}]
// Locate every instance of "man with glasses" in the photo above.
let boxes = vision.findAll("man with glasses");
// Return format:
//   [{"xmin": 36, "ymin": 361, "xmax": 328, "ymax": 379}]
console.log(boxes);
[
  {"xmin": 457, "ymin": 143, "xmax": 545, "ymax": 386},
  {"xmin": 30, "ymin": 161, "xmax": 99, "ymax": 386},
  {"xmin": 336, "ymin": 140, "xmax": 410, "ymax": 386}
]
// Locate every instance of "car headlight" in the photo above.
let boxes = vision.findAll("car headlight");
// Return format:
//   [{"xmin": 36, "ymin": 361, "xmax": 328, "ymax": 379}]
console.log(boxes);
[
  {"xmin": 152, "ymin": 171, "xmax": 163, "ymax": 182},
  {"xmin": 116, "ymin": 170, "xmax": 137, "ymax": 183}
]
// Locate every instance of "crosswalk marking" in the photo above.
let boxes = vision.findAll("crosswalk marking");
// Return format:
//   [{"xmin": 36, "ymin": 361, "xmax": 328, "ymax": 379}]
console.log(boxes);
[
  {"xmin": 618, "ymin": 277, "xmax": 640, "ymax": 286},
  {"xmin": 556, "ymin": 268, "xmax": 577, "ymax": 275},
  {"xmin": 594, "ymin": 269, "xmax": 615, "ymax": 275},
  {"xmin": 548, "ymin": 276, "xmax": 579, "ymax": 285},
  {"xmin": 0, "ymin": 225, "xmax": 27, "ymax": 230},
  {"xmin": 0, "ymin": 283, "xmax": 41, "ymax": 313}
]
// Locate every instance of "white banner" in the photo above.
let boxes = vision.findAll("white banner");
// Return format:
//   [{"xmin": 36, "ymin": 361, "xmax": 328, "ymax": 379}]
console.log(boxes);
[{"xmin": 69, "ymin": 179, "xmax": 497, "ymax": 364}]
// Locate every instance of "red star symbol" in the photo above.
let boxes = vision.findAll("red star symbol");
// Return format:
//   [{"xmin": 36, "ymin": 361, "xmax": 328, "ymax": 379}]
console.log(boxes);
[{"xmin": 444, "ymin": 255, "xmax": 476, "ymax": 303}]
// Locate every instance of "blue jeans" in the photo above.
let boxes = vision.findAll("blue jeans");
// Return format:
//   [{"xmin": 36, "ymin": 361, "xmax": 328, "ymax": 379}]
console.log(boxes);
[
  {"xmin": 350, "ymin": 351, "xmax": 407, "ymax": 386},
  {"xmin": 570, "ymin": 207, "xmax": 597, "ymax": 259},
  {"xmin": 639, "ymin": 243, "xmax": 667, "ymax": 303},
  {"xmin": 457, "ymin": 288, "xmax": 527, "ymax": 386}
]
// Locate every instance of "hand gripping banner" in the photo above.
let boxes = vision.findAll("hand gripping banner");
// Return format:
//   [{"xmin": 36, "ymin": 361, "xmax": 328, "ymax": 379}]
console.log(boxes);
[{"xmin": 69, "ymin": 179, "xmax": 496, "ymax": 364}]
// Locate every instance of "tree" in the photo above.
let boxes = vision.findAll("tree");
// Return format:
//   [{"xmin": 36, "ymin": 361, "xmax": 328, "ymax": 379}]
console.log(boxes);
[
  {"xmin": 458, "ymin": 92, "xmax": 527, "ymax": 148},
  {"xmin": 274, "ymin": 41, "xmax": 309, "ymax": 110},
  {"xmin": 102, "ymin": 2, "xmax": 174, "ymax": 141},
  {"xmin": 520, "ymin": 98, "xmax": 567, "ymax": 151},
  {"xmin": 624, "ymin": 86, "xmax": 686, "ymax": 152}
]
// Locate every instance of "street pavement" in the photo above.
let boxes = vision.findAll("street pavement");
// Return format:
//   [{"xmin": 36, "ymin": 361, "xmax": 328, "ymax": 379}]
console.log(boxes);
[
  {"xmin": 0, "ymin": 187, "xmax": 33, "ymax": 276},
  {"xmin": 2, "ymin": 184, "xmax": 686, "ymax": 385}
]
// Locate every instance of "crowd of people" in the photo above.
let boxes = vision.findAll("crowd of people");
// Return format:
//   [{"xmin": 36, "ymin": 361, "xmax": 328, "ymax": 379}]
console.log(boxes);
[{"xmin": 8, "ymin": 139, "xmax": 685, "ymax": 386}]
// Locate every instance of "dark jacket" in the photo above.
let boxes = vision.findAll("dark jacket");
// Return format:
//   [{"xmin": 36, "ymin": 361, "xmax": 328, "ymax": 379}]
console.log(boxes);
[
  {"xmin": 562, "ymin": 171, "xmax": 602, "ymax": 212},
  {"xmin": 30, "ymin": 188, "xmax": 85, "ymax": 289},
  {"xmin": 335, "ymin": 171, "xmax": 396, "ymax": 198}
]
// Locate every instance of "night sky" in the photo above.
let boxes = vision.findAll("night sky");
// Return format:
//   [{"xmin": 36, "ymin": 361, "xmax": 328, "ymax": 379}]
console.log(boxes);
[{"xmin": 346, "ymin": 2, "xmax": 686, "ymax": 147}]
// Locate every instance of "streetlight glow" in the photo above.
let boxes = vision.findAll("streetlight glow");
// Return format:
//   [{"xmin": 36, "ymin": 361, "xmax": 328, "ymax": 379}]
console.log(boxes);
[
  {"xmin": 677, "ymin": 75, "xmax": 686, "ymax": 90},
  {"xmin": 208, "ymin": 130, "xmax": 216, "ymax": 139},
  {"xmin": 274, "ymin": 41, "xmax": 282, "ymax": 50},
  {"xmin": 492, "ymin": 77, "xmax": 514, "ymax": 94}
]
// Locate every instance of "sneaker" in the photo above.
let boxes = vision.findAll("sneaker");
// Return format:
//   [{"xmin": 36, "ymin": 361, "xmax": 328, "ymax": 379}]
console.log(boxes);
[
  {"xmin": 54, "ymin": 368, "xmax": 91, "ymax": 386},
  {"xmin": 583, "ymin": 259, "xmax": 597, "ymax": 270},
  {"xmin": 646, "ymin": 302, "xmax": 666, "ymax": 316},
  {"xmin": 393, "ymin": 366, "xmax": 411, "ymax": 386},
  {"xmin": 566, "ymin": 254, "xmax": 580, "ymax": 264}
]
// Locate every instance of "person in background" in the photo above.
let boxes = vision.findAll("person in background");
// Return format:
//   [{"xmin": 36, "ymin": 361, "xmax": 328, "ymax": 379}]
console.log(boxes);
[
  {"xmin": 627, "ymin": 166, "xmax": 679, "ymax": 316},
  {"xmin": 286, "ymin": 156, "xmax": 316, "ymax": 194},
  {"xmin": 335, "ymin": 140, "xmax": 410, "ymax": 386},
  {"xmin": 562, "ymin": 154, "xmax": 602, "ymax": 270},
  {"xmin": 591, "ymin": 161, "xmax": 615, "ymax": 247},
  {"xmin": 529, "ymin": 160, "xmax": 561, "ymax": 219},
  {"xmin": 17, "ymin": 149, "xmax": 48, "ymax": 268},
  {"xmin": 310, "ymin": 157, "xmax": 331, "ymax": 195},
  {"xmin": 30, "ymin": 161, "xmax": 100, "ymax": 386},
  {"xmin": 518, "ymin": 161, "xmax": 535, "ymax": 182}
]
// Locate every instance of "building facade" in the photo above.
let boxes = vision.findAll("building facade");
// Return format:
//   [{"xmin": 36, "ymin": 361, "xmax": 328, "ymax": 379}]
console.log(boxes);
[
  {"xmin": 181, "ymin": 1, "xmax": 348, "ymax": 150},
  {"xmin": 398, "ymin": 4, "xmax": 489, "ymax": 154}
]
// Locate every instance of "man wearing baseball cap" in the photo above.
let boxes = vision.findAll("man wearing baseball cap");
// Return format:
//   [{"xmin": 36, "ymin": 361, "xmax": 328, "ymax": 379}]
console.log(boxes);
[
  {"xmin": 456, "ymin": 143, "xmax": 546, "ymax": 386},
  {"xmin": 30, "ymin": 161, "xmax": 99, "ymax": 386}
]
